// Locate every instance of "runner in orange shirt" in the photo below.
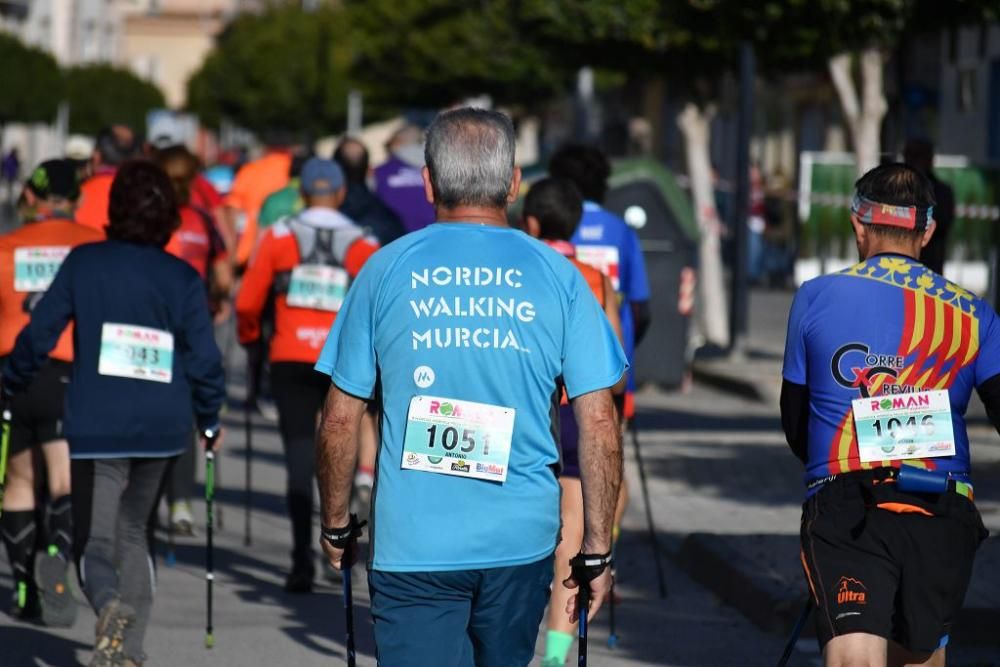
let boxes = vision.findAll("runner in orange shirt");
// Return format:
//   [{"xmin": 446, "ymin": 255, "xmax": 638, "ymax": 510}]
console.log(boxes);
[
  {"xmin": 74, "ymin": 126, "xmax": 140, "ymax": 232},
  {"xmin": 223, "ymin": 148, "xmax": 293, "ymax": 269},
  {"xmin": 157, "ymin": 146, "xmax": 233, "ymax": 536},
  {"xmin": 522, "ymin": 177, "xmax": 625, "ymax": 667},
  {"xmin": 0, "ymin": 160, "xmax": 103, "ymax": 626},
  {"xmin": 236, "ymin": 158, "xmax": 378, "ymax": 592}
]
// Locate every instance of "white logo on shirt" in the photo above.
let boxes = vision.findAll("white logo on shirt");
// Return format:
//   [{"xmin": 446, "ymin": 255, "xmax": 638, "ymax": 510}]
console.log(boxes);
[
  {"xmin": 296, "ymin": 327, "xmax": 330, "ymax": 349},
  {"xmin": 413, "ymin": 365, "xmax": 436, "ymax": 388}
]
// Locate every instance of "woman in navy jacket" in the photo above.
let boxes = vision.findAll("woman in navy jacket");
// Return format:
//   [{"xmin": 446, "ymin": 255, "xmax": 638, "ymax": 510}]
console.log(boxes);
[{"xmin": 4, "ymin": 161, "xmax": 226, "ymax": 667}]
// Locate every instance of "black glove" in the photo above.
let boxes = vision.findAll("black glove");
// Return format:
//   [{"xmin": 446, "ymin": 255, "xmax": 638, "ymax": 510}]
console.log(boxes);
[
  {"xmin": 322, "ymin": 513, "xmax": 367, "ymax": 569},
  {"xmin": 569, "ymin": 551, "xmax": 613, "ymax": 589}
]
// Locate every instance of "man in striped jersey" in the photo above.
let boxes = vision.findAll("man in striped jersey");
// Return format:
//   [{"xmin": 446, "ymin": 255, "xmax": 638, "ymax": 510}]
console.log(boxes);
[{"xmin": 781, "ymin": 163, "xmax": 995, "ymax": 667}]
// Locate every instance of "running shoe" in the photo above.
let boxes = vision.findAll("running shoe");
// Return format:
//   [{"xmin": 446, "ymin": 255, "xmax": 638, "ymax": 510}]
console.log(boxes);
[
  {"xmin": 8, "ymin": 578, "xmax": 40, "ymax": 621},
  {"xmin": 35, "ymin": 545, "xmax": 77, "ymax": 627},
  {"xmin": 541, "ymin": 658, "xmax": 564, "ymax": 667},
  {"xmin": 252, "ymin": 397, "xmax": 279, "ymax": 422},
  {"xmin": 90, "ymin": 598, "xmax": 135, "ymax": 667},
  {"xmin": 170, "ymin": 501, "xmax": 195, "ymax": 537}
]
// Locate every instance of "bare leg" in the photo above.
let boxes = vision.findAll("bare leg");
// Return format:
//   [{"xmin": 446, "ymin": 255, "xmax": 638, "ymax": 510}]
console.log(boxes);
[
  {"xmin": 39, "ymin": 439, "xmax": 71, "ymax": 500},
  {"xmin": 3, "ymin": 449, "xmax": 36, "ymax": 511},
  {"xmin": 546, "ymin": 477, "xmax": 584, "ymax": 635},
  {"xmin": 823, "ymin": 632, "xmax": 887, "ymax": 667},
  {"xmin": 357, "ymin": 411, "xmax": 377, "ymax": 476}
]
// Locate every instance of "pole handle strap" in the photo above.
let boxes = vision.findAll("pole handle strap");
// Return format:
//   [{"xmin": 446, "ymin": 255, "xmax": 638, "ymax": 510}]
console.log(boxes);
[
  {"xmin": 570, "ymin": 550, "xmax": 613, "ymax": 585},
  {"xmin": 322, "ymin": 513, "xmax": 367, "ymax": 549}
]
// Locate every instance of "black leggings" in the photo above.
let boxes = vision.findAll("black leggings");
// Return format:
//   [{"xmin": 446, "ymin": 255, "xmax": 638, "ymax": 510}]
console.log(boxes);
[{"xmin": 270, "ymin": 362, "xmax": 330, "ymax": 570}]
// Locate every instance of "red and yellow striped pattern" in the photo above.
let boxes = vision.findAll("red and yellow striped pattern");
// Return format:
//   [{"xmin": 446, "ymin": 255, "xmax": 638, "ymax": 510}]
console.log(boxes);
[{"xmin": 826, "ymin": 283, "xmax": 980, "ymax": 474}]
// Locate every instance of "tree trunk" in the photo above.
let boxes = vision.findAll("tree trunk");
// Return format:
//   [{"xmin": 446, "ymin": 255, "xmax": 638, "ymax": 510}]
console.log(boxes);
[
  {"xmin": 828, "ymin": 48, "xmax": 887, "ymax": 176},
  {"xmin": 678, "ymin": 101, "xmax": 729, "ymax": 348}
]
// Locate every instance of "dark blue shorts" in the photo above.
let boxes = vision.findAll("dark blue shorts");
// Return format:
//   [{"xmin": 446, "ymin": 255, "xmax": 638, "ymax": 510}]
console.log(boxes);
[{"xmin": 369, "ymin": 555, "xmax": 554, "ymax": 667}]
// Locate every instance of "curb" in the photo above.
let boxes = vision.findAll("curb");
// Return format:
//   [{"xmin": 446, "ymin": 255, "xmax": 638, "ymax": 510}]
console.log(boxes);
[
  {"xmin": 675, "ymin": 532, "xmax": 809, "ymax": 637},
  {"xmin": 674, "ymin": 532, "xmax": 1000, "ymax": 647},
  {"xmin": 690, "ymin": 361, "xmax": 776, "ymax": 404}
]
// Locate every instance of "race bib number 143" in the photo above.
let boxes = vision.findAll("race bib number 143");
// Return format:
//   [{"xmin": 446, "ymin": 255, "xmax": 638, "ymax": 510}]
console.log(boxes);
[
  {"xmin": 852, "ymin": 389, "xmax": 956, "ymax": 463},
  {"xmin": 98, "ymin": 323, "xmax": 174, "ymax": 383}
]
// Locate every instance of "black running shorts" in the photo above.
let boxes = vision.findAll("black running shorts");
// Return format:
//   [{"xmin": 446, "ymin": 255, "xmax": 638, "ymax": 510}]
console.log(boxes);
[
  {"xmin": 5, "ymin": 358, "xmax": 71, "ymax": 455},
  {"xmin": 800, "ymin": 473, "xmax": 987, "ymax": 653}
]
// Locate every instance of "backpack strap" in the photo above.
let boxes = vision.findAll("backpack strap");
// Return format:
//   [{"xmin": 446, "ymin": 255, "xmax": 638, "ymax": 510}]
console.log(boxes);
[{"xmin": 273, "ymin": 216, "xmax": 367, "ymax": 296}]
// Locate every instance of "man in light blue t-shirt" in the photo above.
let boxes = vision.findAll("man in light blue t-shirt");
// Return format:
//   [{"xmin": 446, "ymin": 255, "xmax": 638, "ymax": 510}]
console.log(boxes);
[{"xmin": 314, "ymin": 108, "xmax": 626, "ymax": 666}]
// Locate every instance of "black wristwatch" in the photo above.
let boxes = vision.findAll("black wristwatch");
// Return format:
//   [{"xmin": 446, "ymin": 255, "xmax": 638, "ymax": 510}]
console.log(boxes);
[{"xmin": 321, "ymin": 514, "xmax": 366, "ymax": 549}]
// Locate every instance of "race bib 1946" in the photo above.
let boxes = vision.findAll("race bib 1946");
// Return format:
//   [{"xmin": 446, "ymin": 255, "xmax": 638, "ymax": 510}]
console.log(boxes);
[
  {"xmin": 14, "ymin": 246, "xmax": 70, "ymax": 292},
  {"xmin": 98, "ymin": 323, "xmax": 174, "ymax": 383},
  {"xmin": 852, "ymin": 389, "xmax": 956, "ymax": 463},
  {"xmin": 402, "ymin": 395, "xmax": 515, "ymax": 483},
  {"xmin": 286, "ymin": 264, "xmax": 349, "ymax": 312}
]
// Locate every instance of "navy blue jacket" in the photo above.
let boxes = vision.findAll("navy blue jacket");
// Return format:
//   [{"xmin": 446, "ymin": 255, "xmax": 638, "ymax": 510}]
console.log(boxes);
[{"xmin": 4, "ymin": 240, "xmax": 225, "ymax": 458}]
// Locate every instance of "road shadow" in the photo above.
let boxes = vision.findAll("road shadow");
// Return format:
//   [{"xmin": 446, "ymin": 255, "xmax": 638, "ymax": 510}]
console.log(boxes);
[
  {"xmin": 164, "ymin": 541, "xmax": 376, "ymax": 661},
  {"xmin": 0, "ymin": 623, "xmax": 91, "ymax": 666},
  {"xmin": 635, "ymin": 408, "xmax": 781, "ymax": 434}
]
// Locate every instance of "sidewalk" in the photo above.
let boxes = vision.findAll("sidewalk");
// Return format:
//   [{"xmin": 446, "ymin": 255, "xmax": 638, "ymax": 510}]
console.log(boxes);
[
  {"xmin": 681, "ymin": 287, "xmax": 1000, "ymax": 656},
  {"xmin": 0, "ymin": 344, "xmax": 794, "ymax": 666}
]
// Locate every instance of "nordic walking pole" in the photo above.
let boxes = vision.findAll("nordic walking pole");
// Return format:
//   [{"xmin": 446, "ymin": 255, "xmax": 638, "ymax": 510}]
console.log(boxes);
[
  {"xmin": 0, "ymin": 402, "xmax": 11, "ymax": 519},
  {"xmin": 776, "ymin": 598, "xmax": 813, "ymax": 667},
  {"xmin": 569, "ymin": 551, "xmax": 610, "ymax": 667},
  {"xmin": 606, "ymin": 561, "xmax": 617, "ymax": 649},
  {"xmin": 630, "ymin": 418, "xmax": 667, "ymax": 598},
  {"xmin": 577, "ymin": 583, "xmax": 590, "ymax": 667},
  {"xmin": 322, "ymin": 514, "xmax": 366, "ymax": 666},
  {"xmin": 343, "ymin": 546, "xmax": 357, "ymax": 667},
  {"xmin": 203, "ymin": 427, "xmax": 221, "ymax": 649},
  {"xmin": 243, "ymin": 361, "xmax": 254, "ymax": 547}
]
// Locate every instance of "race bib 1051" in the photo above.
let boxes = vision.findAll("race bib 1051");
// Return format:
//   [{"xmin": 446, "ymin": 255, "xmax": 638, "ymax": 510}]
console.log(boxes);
[{"xmin": 402, "ymin": 395, "xmax": 515, "ymax": 483}]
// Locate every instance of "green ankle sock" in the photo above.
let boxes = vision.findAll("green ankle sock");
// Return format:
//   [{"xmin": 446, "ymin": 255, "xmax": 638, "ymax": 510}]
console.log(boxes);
[{"xmin": 544, "ymin": 629, "xmax": 574, "ymax": 665}]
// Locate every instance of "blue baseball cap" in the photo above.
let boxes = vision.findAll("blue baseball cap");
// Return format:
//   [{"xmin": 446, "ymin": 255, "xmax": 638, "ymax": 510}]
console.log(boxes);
[{"xmin": 300, "ymin": 157, "xmax": 345, "ymax": 196}]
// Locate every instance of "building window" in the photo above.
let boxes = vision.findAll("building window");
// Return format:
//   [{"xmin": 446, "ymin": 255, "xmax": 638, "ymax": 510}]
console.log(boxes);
[{"xmin": 957, "ymin": 67, "xmax": 976, "ymax": 113}]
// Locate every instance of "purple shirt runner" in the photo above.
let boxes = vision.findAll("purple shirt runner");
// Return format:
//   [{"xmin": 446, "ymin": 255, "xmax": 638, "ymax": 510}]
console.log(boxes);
[{"xmin": 374, "ymin": 155, "xmax": 436, "ymax": 234}]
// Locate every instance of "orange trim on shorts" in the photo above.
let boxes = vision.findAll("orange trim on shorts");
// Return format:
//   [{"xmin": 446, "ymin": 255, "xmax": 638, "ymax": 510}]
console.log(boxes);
[
  {"xmin": 876, "ymin": 502, "xmax": 933, "ymax": 516},
  {"xmin": 799, "ymin": 549, "xmax": 818, "ymax": 603}
]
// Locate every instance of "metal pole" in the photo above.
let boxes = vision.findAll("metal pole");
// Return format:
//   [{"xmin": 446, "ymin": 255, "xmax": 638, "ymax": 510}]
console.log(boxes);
[
  {"xmin": 729, "ymin": 41, "xmax": 755, "ymax": 352},
  {"xmin": 347, "ymin": 90, "xmax": 363, "ymax": 136},
  {"xmin": 776, "ymin": 598, "xmax": 812, "ymax": 667}
]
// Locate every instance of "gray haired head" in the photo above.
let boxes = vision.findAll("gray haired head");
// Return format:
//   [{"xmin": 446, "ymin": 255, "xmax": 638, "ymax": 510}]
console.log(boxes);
[{"xmin": 425, "ymin": 108, "xmax": 516, "ymax": 210}]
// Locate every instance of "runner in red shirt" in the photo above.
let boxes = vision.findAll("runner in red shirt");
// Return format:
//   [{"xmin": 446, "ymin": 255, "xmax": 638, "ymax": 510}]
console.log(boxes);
[
  {"xmin": 0, "ymin": 160, "xmax": 103, "ymax": 626},
  {"xmin": 236, "ymin": 158, "xmax": 378, "ymax": 591},
  {"xmin": 75, "ymin": 126, "xmax": 140, "ymax": 232}
]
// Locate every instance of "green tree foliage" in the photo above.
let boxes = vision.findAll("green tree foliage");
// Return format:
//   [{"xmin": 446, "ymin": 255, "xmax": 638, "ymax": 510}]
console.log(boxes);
[
  {"xmin": 0, "ymin": 34, "xmax": 62, "ymax": 125},
  {"xmin": 519, "ymin": 0, "xmax": 1000, "ymax": 84},
  {"xmin": 187, "ymin": 4, "xmax": 353, "ymax": 139},
  {"xmin": 342, "ymin": 0, "xmax": 573, "ymax": 109},
  {"xmin": 64, "ymin": 64, "xmax": 166, "ymax": 135}
]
